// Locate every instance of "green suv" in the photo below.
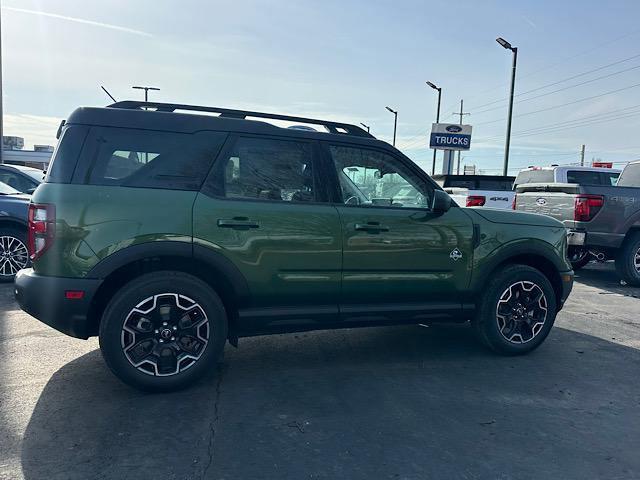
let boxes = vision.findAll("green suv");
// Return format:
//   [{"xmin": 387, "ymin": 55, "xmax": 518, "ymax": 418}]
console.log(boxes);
[{"xmin": 15, "ymin": 101, "xmax": 574, "ymax": 391}]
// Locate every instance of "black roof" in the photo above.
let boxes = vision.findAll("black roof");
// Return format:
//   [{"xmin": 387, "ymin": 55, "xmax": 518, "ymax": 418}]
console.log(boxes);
[{"xmin": 65, "ymin": 101, "xmax": 382, "ymax": 147}]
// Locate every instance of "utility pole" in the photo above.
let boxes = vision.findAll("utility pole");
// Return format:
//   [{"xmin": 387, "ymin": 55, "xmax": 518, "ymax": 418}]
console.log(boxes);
[
  {"xmin": 453, "ymin": 99, "xmax": 470, "ymax": 175},
  {"xmin": 132, "ymin": 86, "xmax": 160, "ymax": 102},
  {"xmin": 580, "ymin": 144, "xmax": 585, "ymax": 166}
]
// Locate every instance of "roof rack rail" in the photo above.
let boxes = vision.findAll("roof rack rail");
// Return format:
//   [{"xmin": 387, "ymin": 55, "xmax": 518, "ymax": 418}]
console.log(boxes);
[{"xmin": 108, "ymin": 101, "xmax": 374, "ymax": 138}]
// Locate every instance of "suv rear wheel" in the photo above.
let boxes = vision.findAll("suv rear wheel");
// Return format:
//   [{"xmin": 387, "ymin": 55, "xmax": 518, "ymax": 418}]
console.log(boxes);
[
  {"xmin": 474, "ymin": 265, "xmax": 557, "ymax": 355},
  {"xmin": 99, "ymin": 271, "xmax": 228, "ymax": 392},
  {"xmin": 615, "ymin": 232, "xmax": 640, "ymax": 286}
]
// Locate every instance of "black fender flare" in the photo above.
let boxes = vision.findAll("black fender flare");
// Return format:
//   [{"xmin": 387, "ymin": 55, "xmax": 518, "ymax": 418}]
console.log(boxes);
[
  {"xmin": 86, "ymin": 241, "xmax": 250, "ymax": 303},
  {"xmin": 469, "ymin": 239, "xmax": 567, "ymax": 293}
]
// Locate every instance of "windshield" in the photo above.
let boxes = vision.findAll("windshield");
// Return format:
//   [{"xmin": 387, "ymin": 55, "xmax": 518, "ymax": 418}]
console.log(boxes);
[
  {"xmin": 0, "ymin": 181, "xmax": 21, "ymax": 195},
  {"xmin": 514, "ymin": 170, "xmax": 555, "ymax": 186}
]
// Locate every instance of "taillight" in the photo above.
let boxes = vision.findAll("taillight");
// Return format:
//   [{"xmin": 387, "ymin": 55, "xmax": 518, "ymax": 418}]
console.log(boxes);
[
  {"xmin": 574, "ymin": 194, "xmax": 603, "ymax": 222},
  {"xmin": 28, "ymin": 203, "xmax": 56, "ymax": 261},
  {"xmin": 466, "ymin": 195, "xmax": 486, "ymax": 207},
  {"xmin": 512, "ymin": 194, "xmax": 517, "ymax": 210}
]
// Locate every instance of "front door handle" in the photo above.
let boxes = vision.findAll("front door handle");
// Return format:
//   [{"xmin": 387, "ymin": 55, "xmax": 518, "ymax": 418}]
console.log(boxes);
[
  {"xmin": 354, "ymin": 222, "xmax": 389, "ymax": 233},
  {"xmin": 217, "ymin": 218, "xmax": 259, "ymax": 230}
]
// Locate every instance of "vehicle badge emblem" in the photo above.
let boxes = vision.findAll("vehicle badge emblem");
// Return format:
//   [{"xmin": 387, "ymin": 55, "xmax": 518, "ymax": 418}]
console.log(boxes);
[
  {"xmin": 536, "ymin": 198, "xmax": 547, "ymax": 206},
  {"xmin": 450, "ymin": 248, "xmax": 463, "ymax": 261}
]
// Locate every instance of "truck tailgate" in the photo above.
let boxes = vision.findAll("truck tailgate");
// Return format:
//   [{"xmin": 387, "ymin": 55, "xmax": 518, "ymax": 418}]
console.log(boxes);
[{"xmin": 515, "ymin": 183, "xmax": 579, "ymax": 223}]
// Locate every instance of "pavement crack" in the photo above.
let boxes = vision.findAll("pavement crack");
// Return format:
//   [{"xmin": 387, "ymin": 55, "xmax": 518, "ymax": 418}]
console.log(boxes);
[{"xmin": 202, "ymin": 364, "xmax": 225, "ymax": 479}]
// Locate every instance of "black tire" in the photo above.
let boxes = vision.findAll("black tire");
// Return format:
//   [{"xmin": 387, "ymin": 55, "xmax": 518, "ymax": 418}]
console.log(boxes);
[
  {"xmin": 474, "ymin": 265, "xmax": 557, "ymax": 355},
  {"xmin": 0, "ymin": 226, "xmax": 30, "ymax": 282},
  {"xmin": 99, "ymin": 271, "xmax": 228, "ymax": 392},
  {"xmin": 615, "ymin": 232, "xmax": 640, "ymax": 286},
  {"xmin": 568, "ymin": 247, "xmax": 591, "ymax": 271}
]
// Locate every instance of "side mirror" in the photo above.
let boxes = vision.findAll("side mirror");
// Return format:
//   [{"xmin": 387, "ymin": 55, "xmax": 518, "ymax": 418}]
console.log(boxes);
[{"xmin": 432, "ymin": 189, "xmax": 452, "ymax": 213}]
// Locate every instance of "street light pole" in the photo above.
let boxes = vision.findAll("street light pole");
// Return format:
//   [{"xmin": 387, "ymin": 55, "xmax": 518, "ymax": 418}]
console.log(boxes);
[
  {"xmin": 385, "ymin": 107, "xmax": 398, "ymax": 146},
  {"xmin": 360, "ymin": 122, "xmax": 370, "ymax": 133},
  {"xmin": 496, "ymin": 37, "xmax": 518, "ymax": 176},
  {"xmin": 426, "ymin": 81, "xmax": 442, "ymax": 175},
  {"xmin": 132, "ymin": 86, "xmax": 160, "ymax": 102}
]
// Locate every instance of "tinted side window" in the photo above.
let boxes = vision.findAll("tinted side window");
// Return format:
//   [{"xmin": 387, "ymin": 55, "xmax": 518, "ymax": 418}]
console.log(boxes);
[
  {"xmin": 566, "ymin": 170, "xmax": 601, "ymax": 185},
  {"xmin": 329, "ymin": 145, "xmax": 432, "ymax": 209},
  {"xmin": 76, "ymin": 127, "xmax": 226, "ymax": 190},
  {"xmin": 45, "ymin": 125, "xmax": 89, "ymax": 184},
  {"xmin": 206, "ymin": 137, "xmax": 316, "ymax": 202}
]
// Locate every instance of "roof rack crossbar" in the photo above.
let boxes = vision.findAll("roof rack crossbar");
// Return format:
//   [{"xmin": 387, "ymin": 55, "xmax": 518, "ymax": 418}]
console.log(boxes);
[{"xmin": 108, "ymin": 101, "xmax": 374, "ymax": 138}]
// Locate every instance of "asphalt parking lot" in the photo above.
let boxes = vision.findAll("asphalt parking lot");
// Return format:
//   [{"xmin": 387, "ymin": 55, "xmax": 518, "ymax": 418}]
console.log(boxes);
[{"xmin": 1, "ymin": 262, "xmax": 639, "ymax": 480}]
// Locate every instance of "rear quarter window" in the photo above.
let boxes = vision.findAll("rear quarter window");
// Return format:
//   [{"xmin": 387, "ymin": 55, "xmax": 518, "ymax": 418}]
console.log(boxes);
[
  {"xmin": 45, "ymin": 125, "xmax": 89, "ymax": 183},
  {"xmin": 73, "ymin": 127, "xmax": 227, "ymax": 190}
]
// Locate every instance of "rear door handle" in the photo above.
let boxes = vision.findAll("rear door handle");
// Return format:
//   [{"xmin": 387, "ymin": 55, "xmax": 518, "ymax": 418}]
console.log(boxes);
[
  {"xmin": 354, "ymin": 222, "xmax": 389, "ymax": 233},
  {"xmin": 217, "ymin": 218, "xmax": 259, "ymax": 229}
]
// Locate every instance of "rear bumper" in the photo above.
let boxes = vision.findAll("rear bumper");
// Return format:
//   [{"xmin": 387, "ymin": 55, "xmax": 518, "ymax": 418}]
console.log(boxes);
[
  {"xmin": 558, "ymin": 269, "xmax": 574, "ymax": 311},
  {"xmin": 14, "ymin": 269, "xmax": 102, "ymax": 339},
  {"xmin": 566, "ymin": 228, "xmax": 625, "ymax": 249}
]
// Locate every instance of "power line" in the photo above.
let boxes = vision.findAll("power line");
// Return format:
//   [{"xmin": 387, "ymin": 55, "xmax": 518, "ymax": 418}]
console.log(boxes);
[
  {"xmin": 469, "ymin": 151, "xmax": 579, "ymax": 157},
  {"xmin": 440, "ymin": 28, "xmax": 640, "ymax": 116},
  {"xmin": 476, "ymin": 106, "xmax": 640, "ymax": 142},
  {"xmin": 472, "ymin": 63, "xmax": 640, "ymax": 116},
  {"xmin": 470, "ymin": 52, "xmax": 640, "ymax": 111},
  {"xmin": 475, "ymin": 103, "xmax": 640, "ymax": 141},
  {"xmin": 473, "ymin": 81, "xmax": 640, "ymax": 127}
]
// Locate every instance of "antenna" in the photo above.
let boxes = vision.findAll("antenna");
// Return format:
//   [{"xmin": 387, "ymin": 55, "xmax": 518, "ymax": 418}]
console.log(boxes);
[{"xmin": 101, "ymin": 86, "xmax": 117, "ymax": 103}]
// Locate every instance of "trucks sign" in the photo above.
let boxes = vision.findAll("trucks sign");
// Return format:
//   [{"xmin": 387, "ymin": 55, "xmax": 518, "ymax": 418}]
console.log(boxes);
[{"xmin": 430, "ymin": 123, "xmax": 472, "ymax": 151}]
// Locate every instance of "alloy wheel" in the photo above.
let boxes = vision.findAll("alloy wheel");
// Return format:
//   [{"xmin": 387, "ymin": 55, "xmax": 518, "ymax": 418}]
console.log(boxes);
[
  {"xmin": 634, "ymin": 246, "xmax": 640, "ymax": 274},
  {"xmin": 496, "ymin": 281, "xmax": 548, "ymax": 344},
  {"xmin": 0, "ymin": 235, "xmax": 29, "ymax": 278},
  {"xmin": 121, "ymin": 293, "xmax": 210, "ymax": 376}
]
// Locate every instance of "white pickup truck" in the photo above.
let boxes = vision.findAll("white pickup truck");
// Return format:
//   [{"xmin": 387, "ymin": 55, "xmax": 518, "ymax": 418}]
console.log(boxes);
[
  {"xmin": 513, "ymin": 165, "xmax": 620, "ymax": 188},
  {"xmin": 432, "ymin": 174, "xmax": 515, "ymax": 209}
]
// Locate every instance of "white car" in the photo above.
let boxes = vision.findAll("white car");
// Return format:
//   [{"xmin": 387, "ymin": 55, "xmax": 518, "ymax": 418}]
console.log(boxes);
[{"xmin": 432, "ymin": 175, "xmax": 516, "ymax": 209}]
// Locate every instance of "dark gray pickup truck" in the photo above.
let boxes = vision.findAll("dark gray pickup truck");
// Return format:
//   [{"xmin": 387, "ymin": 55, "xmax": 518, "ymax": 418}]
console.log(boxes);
[{"xmin": 515, "ymin": 161, "xmax": 640, "ymax": 285}]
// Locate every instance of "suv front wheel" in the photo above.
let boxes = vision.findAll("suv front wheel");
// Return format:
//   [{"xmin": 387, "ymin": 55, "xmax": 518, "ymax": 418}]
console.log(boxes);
[
  {"xmin": 474, "ymin": 265, "xmax": 557, "ymax": 355},
  {"xmin": 99, "ymin": 271, "xmax": 228, "ymax": 392}
]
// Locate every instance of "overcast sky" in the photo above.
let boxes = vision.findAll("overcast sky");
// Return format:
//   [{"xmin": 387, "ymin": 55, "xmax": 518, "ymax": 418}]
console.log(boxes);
[{"xmin": 2, "ymin": 0, "xmax": 640, "ymax": 174}]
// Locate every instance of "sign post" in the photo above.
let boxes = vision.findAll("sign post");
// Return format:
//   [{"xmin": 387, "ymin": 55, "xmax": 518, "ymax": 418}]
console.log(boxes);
[{"xmin": 429, "ymin": 123, "xmax": 472, "ymax": 174}]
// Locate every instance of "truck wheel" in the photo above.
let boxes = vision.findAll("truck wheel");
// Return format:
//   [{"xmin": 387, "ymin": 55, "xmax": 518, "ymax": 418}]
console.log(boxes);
[
  {"xmin": 568, "ymin": 247, "xmax": 591, "ymax": 271},
  {"xmin": 615, "ymin": 232, "xmax": 640, "ymax": 286},
  {"xmin": 474, "ymin": 265, "xmax": 557, "ymax": 355},
  {"xmin": 0, "ymin": 226, "xmax": 30, "ymax": 282},
  {"xmin": 99, "ymin": 271, "xmax": 228, "ymax": 392}
]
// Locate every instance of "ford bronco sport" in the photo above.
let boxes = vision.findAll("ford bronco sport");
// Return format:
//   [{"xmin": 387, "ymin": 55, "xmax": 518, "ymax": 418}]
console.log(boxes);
[{"xmin": 15, "ymin": 101, "xmax": 574, "ymax": 391}]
